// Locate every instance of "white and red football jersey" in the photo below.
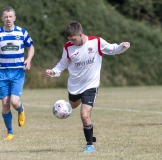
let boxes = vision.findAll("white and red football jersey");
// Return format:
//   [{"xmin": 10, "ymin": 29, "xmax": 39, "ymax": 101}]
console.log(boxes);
[{"xmin": 52, "ymin": 36, "xmax": 127, "ymax": 94}]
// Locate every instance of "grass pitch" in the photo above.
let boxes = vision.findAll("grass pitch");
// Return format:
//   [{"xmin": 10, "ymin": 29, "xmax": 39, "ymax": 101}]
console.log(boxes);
[{"xmin": 0, "ymin": 86, "xmax": 162, "ymax": 160}]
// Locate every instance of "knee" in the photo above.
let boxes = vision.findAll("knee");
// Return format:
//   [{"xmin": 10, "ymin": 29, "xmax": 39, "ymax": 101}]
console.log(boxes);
[
  {"xmin": 2, "ymin": 103, "xmax": 10, "ymax": 111},
  {"xmin": 10, "ymin": 99, "xmax": 19, "ymax": 108},
  {"xmin": 2, "ymin": 98, "xmax": 10, "ymax": 108},
  {"xmin": 69, "ymin": 100, "xmax": 81, "ymax": 109},
  {"xmin": 81, "ymin": 113, "xmax": 91, "ymax": 126},
  {"xmin": 81, "ymin": 113, "xmax": 89, "ymax": 121},
  {"xmin": 2, "ymin": 101, "xmax": 10, "ymax": 113}
]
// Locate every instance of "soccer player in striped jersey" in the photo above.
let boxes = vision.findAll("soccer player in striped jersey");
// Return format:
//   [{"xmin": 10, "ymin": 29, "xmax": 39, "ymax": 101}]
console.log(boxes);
[
  {"xmin": 46, "ymin": 21, "xmax": 130, "ymax": 153},
  {"xmin": 0, "ymin": 6, "xmax": 35, "ymax": 140}
]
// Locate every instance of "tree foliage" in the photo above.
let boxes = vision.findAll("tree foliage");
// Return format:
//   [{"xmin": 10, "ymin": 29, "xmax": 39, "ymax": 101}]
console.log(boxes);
[
  {"xmin": 107, "ymin": 0, "xmax": 162, "ymax": 26},
  {"xmin": 0, "ymin": 0, "xmax": 162, "ymax": 88}
]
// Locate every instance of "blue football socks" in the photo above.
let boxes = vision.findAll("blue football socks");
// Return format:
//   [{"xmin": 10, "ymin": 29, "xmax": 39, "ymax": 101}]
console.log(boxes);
[
  {"xmin": 2, "ymin": 112, "xmax": 13, "ymax": 134},
  {"xmin": 16, "ymin": 103, "xmax": 23, "ymax": 113}
]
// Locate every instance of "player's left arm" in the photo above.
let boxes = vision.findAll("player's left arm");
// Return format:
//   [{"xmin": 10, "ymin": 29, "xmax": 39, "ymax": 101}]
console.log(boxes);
[
  {"xmin": 122, "ymin": 42, "xmax": 130, "ymax": 49},
  {"xmin": 24, "ymin": 45, "xmax": 35, "ymax": 70},
  {"xmin": 100, "ymin": 38, "xmax": 130, "ymax": 55}
]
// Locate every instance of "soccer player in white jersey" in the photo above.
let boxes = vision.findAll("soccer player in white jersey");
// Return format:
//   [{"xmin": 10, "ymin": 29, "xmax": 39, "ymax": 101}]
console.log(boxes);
[
  {"xmin": 0, "ymin": 6, "xmax": 35, "ymax": 140},
  {"xmin": 46, "ymin": 21, "xmax": 130, "ymax": 153}
]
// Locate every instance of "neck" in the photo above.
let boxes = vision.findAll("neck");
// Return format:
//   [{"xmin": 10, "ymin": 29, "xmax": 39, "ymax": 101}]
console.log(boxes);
[
  {"xmin": 81, "ymin": 35, "xmax": 87, "ymax": 45},
  {"xmin": 4, "ymin": 25, "xmax": 14, "ymax": 31}
]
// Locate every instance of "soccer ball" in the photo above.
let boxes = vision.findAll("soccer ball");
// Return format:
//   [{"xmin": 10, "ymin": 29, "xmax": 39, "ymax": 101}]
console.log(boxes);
[{"xmin": 53, "ymin": 100, "xmax": 72, "ymax": 119}]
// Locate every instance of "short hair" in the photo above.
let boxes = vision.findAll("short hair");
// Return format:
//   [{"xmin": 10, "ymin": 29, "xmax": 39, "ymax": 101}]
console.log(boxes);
[
  {"xmin": 64, "ymin": 21, "xmax": 83, "ymax": 37},
  {"xmin": 2, "ymin": 6, "xmax": 16, "ymax": 16}
]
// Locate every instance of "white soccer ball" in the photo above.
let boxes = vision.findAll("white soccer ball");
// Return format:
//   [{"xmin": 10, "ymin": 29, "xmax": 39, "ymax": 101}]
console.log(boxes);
[{"xmin": 53, "ymin": 100, "xmax": 72, "ymax": 119}]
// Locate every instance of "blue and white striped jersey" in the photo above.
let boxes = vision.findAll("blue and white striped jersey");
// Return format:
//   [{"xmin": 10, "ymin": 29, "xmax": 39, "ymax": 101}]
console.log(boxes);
[{"xmin": 0, "ymin": 25, "xmax": 33, "ymax": 69}]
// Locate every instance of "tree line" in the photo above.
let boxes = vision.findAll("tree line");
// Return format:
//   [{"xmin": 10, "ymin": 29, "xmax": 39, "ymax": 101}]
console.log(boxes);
[{"xmin": 0, "ymin": 0, "xmax": 162, "ymax": 88}]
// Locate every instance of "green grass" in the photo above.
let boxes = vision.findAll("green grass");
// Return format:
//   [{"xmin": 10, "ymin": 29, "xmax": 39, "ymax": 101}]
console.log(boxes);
[{"xmin": 0, "ymin": 86, "xmax": 162, "ymax": 160}]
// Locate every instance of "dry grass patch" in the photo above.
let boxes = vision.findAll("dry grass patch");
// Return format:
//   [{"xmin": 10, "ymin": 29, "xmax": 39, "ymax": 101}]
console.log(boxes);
[{"xmin": 0, "ymin": 86, "xmax": 162, "ymax": 160}]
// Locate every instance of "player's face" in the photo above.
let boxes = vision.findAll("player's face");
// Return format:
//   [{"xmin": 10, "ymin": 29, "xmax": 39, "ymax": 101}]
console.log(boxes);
[
  {"xmin": 1, "ymin": 11, "xmax": 16, "ymax": 30},
  {"xmin": 68, "ymin": 33, "xmax": 83, "ymax": 46}
]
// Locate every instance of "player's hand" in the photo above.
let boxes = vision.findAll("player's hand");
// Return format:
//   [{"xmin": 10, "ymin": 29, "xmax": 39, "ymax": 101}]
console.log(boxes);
[
  {"xmin": 45, "ymin": 69, "xmax": 55, "ymax": 77},
  {"xmin": 24, "ymin": 59, "xmax": 31, "ymax": 70},
  {"xmin": 122, "ymin": 42, "xmax": 130, "ymax": 49}
]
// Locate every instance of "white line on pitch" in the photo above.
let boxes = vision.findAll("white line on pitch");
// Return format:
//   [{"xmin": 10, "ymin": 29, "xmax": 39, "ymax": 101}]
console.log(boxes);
[{"xmin": 24, "ymin": 103, "xmax": 162, "ymax": 115}]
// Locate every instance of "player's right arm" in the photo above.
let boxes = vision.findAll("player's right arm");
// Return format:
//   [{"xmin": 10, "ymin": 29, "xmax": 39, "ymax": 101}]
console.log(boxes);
[
  {"xmin": 46, "ymin": 48, "xmax": 70, "ymax": 77},
  {"xmin": 45, "ymin": 69, "xmax": 55, "ymax": 77}
]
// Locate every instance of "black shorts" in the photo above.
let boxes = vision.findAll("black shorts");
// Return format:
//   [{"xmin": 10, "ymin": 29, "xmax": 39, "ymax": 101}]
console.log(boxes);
[{"xmin": 68, "ymin": 88, "xmax": 98, "ymax": 107}]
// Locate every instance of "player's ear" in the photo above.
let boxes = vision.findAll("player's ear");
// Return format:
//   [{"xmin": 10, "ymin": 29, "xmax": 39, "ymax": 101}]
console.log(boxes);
[
  {"xmin": 78, "ymin": 32, "xmax": 83, "ymax": 37},
  {"xmin": 14, "ymin": 15, "xmax": 16, "ymax": 21}
]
